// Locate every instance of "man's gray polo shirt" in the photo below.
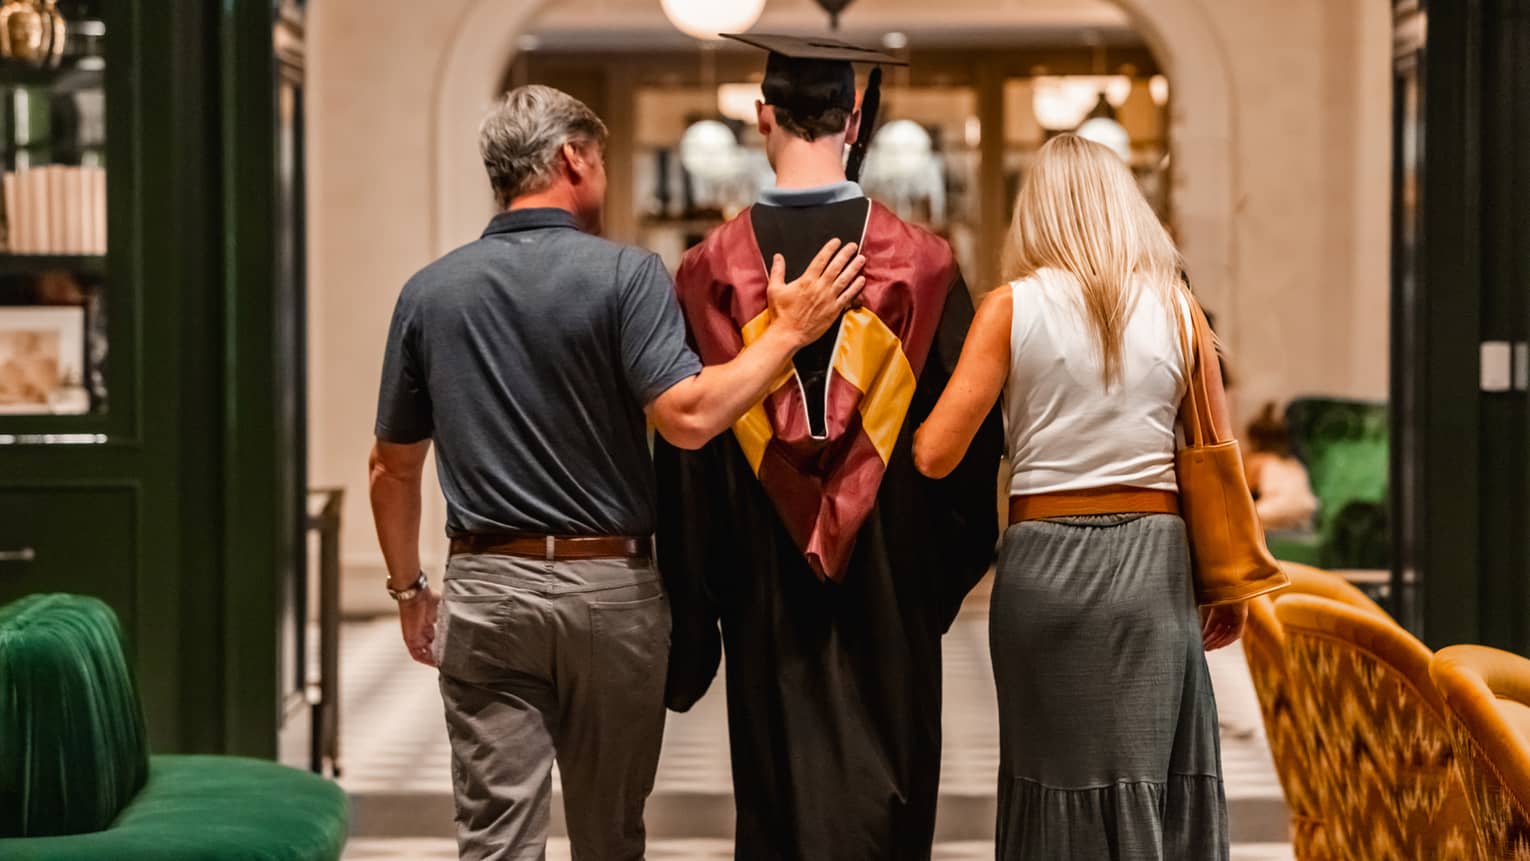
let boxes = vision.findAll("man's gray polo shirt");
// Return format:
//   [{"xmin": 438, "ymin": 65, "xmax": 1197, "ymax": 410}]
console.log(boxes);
[{"xmin": 375, "ymin": 208, "xmax": 702, "ymax": 537}]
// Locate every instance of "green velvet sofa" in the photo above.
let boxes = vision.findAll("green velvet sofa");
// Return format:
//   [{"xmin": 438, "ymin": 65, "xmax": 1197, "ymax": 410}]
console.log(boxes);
[
  {"xmin": 0, "ymin": 594, "xmax": 348, "ymax": 860},
  {"xmin": 1264, "ymin": 398, "xmax": 1391, "ymax": 571}
]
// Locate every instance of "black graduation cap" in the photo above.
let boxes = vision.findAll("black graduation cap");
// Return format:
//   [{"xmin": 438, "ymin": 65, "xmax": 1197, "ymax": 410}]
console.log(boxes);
[{"xmin": 722, "ymin": 33, "xmax": 907, "ymax": 180}]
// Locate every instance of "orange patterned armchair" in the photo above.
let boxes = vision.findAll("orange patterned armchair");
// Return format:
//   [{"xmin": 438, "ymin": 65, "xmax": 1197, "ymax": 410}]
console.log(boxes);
[
  {"xmin": 1277, "ymin": 594, "xmax": 1479, "ymax": 861},
  {"xmin": 1431, "ymin": 645, "xmax": 1530, "ymax": 860},
  {"xmin": 1242, "ymin": 564, "xmax": 1386, "ymax": 858}
]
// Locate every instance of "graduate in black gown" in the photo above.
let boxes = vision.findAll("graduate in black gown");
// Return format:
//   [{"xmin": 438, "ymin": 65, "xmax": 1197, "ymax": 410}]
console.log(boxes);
[{"xmin": 654, "ymin": 34, "xmax": 1004, "ymax": 860}]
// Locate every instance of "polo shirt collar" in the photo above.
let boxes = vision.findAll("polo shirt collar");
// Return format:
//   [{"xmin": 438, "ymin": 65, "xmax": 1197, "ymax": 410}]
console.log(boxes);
[{"xmin": 482, "ymin": 207, "xmax": 581, "ymax": 237}]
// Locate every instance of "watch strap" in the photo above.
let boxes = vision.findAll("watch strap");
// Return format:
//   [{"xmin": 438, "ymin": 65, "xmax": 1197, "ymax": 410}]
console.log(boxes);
[{"xmin": 387, "ymin": 570, "xmax": 429, "ymax": 602}]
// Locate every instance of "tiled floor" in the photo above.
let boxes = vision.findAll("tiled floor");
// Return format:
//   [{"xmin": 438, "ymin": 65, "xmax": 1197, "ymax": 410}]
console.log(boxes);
[
  {"xmin": 339, "ymin": 580, "xmax": 1291, "ymax": 858},
  {"xmin": 343, "ymin": 838, "xmax": 1295, "ymax": 860}
]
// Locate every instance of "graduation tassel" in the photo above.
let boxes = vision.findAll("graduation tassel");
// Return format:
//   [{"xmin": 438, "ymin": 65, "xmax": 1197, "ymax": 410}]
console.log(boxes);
[{"xmin": 845, "ymin": 66, "xmax": 882, "ymax": 184}]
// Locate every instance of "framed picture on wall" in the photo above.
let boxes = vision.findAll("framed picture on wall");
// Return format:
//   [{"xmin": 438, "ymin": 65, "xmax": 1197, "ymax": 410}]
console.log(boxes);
[{"xmin": 0, "ymin": 306, "xmax": 88, "ymax": 414}]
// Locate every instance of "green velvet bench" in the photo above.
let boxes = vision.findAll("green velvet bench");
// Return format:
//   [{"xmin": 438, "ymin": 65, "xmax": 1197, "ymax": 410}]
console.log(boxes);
[{"xmin": 0, "ymin": 594, "xmax": 348, "ymax": 860}]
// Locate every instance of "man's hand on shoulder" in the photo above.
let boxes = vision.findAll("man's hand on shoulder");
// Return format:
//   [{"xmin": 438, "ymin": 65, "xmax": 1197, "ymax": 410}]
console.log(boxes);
[{"xmin": 764, "ymin": 238, "xmax": 867, "ymax": 348}]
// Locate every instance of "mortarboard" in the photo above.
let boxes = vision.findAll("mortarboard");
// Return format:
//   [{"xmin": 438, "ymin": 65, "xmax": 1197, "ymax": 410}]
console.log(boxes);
[{"xmin": 721, "ymin": 33, "xmax": 907, "ymax": 181}]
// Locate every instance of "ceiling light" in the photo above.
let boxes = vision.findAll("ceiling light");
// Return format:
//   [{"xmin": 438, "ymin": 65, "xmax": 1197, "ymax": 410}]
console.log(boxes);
[
  {"xmin": 1032, "ymin": 77, "xmax": 1097, "ymax": 130},
  {"xmin": 661, "ymin": 0, "xmax": 766, "ymax": 41},
  {"xmin": 1077, "ymin": 117, "xmax": 1131, "ymax": 161},
  {"xmin": 1105, "ymin": 75, "xmax": 1132, "ymax": 108},
  {"xmin": 679, "ymin": 120, "xmax": 742, "ymax": 183},
  {"xmin": 882, "ymin": 32, "xmax": 909, "ymax": 51}
]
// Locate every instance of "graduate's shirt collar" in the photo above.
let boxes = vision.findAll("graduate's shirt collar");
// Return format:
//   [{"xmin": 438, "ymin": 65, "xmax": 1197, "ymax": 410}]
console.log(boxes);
[{"xmin": 757, "ymin": 181, "xmax": 865, "ymax": 208}]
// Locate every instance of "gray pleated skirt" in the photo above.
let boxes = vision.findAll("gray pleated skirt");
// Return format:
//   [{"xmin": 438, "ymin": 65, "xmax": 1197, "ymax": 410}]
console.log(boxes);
[{"xmin": 991, "ymin": 514, "xmax": 1230, "ymax": 860}]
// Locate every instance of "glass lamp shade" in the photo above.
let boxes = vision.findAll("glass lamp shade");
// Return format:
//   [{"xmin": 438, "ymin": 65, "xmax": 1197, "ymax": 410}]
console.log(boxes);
[
  {"xmin": 1032, "ymin": 77, "xmax": 1097, "ymax": 130},
  {"xmin": 1032, "ymin": 76, "xmax": 1136, "ymax": 131},
  {"xmin": 661, "ymin": 0, "xmax": 766, "ymax": 40},
  {"xmin": 1076, "ymin": 116, "xmax": 1131, "ymax": 161},
  {"xmin": 866, "ymin": 119, "xmax": 933, "ymax": 183},
  {"xmin": 1104, "ymin": 75, "xmax": 1132, "ymax": 108},
  {"xmin": 717, "ymin": 84, "xmax": 762, "ymax": 125},
  {"xmin": 679, "ymin": 120, "xmax": 742, "ymax": 183}
]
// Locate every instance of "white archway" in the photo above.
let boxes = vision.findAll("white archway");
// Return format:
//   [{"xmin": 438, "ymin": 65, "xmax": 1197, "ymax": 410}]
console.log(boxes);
[
  {"xmin": 430, "ymin": 0, "xmax": 551, "ymax": 258},
  {"xmin": 428, "ymin": 0, "xmax": 1240, "ymax": 335}
]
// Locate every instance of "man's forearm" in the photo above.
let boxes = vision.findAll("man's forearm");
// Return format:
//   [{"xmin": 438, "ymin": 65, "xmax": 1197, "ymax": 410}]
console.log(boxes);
[
  {"xmin": 369, "ymin": 464, "xmax": 424, "ymax": 589},
  {"xmin": 692, "ymin": 326, "xmax": 801, "ymax": 434},
  {"xmin": 657, "ymin": 325, "xmax": 800, "ymax": 447}
]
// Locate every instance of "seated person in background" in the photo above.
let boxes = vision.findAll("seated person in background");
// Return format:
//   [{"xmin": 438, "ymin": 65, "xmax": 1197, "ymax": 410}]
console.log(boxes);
[{"xmin": 1244, "ymin": 402, "xmax": 1319, "ymax": 531}]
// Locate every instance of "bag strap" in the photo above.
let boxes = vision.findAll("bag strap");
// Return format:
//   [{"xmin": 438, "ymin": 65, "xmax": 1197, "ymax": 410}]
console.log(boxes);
[{"xmin": 1178, "ymin": 296, "xmax": 1221, "ymax": 448}]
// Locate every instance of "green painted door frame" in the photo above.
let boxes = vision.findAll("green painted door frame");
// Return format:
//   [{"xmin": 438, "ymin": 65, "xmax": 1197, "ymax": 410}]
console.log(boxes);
[
  {"xmin": 1392, "ymin": 0, "xmax": 1530, "ymax": 656},
  {"xmin": 218, "ymin": 0, "xmax": 306, "ymax": 759}
]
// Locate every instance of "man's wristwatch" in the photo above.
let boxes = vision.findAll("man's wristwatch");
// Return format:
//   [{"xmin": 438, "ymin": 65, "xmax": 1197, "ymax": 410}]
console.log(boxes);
[{"xmin": 387, "ymin": 570, "xmax": 430, "ymax": 603}]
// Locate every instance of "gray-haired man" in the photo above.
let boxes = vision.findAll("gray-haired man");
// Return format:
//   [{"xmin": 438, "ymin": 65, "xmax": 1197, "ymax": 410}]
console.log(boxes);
[{"xmin": 368, "ymin": 86, "xmax": 864, "ymax": 860}]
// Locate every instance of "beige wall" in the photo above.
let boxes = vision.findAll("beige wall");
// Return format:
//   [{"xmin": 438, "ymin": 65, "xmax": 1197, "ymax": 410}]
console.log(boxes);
[
  {"xmin": 309, "ymin": 0, "xmax": 1392, "ymax": 584},
  {"xmin": 1169, "ymin": 0, "xmax": 1392, "ymax": 417},
  {"xmin": 307, "ymin": 0, "xmax": 482, "ymax": 583}
]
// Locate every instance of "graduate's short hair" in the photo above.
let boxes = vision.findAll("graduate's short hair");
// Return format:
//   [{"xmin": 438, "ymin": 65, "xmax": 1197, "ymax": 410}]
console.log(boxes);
[
  {"xmin": 771, "ymin": 104, "xmax": 853, "ymax": 143},
  {"xmin": 479, "ymin": 85, "xmax": 608, "ymax": 207}
]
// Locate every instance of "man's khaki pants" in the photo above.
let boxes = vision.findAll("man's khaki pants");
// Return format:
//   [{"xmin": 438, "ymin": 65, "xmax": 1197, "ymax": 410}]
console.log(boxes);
[{"xmin": 433, "ymin": 552, "xmax": 671, "ymax": 861}]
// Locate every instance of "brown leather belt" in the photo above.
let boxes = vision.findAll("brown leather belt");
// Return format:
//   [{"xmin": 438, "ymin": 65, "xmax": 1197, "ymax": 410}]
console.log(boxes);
[
  {"xmin": 1009, "ymin": 485, "xmax": 1179, "ymax": 525},
  {"xmin": 449, "ymin": 533, "xmax": 652, "ymax": 561}
]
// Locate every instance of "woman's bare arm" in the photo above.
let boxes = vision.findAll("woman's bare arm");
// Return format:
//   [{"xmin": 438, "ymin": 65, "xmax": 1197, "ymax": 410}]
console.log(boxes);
[{"xmin": 913, "ymin": 287, "xmax": 1012, "ymax": 479}]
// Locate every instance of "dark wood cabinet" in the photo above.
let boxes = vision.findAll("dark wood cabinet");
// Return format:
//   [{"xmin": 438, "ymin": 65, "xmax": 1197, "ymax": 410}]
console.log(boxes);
[{"xmin": 0, "ymin": 486, "xmax": 136, "ymax": 621}]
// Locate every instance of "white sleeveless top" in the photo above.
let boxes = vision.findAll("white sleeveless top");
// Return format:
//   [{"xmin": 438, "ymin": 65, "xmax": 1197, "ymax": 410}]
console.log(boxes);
[{"xmin": 1004, "ymin": 268, "xmax": 1191, "ymax": 497}]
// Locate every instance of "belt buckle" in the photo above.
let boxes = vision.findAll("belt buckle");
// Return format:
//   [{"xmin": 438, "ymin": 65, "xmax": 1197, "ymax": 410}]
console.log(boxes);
[{"xmin": 545, "ymin": 535, "xmax": 556, "ymax": 563}]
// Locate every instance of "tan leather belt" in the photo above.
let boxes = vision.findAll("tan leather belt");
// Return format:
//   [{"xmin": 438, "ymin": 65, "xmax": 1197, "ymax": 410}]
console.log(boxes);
[
  {"xmin": 449, "ymin": 533, "xmax": 652, "ymax": 561},
  {"xmin": 1009, "ymin": 485, "xmax": 1179, "ymax": 525}
]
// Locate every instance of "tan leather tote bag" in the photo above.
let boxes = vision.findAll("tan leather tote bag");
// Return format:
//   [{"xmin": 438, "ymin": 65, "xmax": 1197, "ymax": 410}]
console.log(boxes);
[{"xmin": 1177, "ymin": 300, "xmax": 1289, "ymax": 606}]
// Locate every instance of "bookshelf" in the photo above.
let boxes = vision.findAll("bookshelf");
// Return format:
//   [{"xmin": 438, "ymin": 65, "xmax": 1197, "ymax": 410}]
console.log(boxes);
[{"xmin": 0, "ymin": 0, "xmax": 114, "ymax": 429}]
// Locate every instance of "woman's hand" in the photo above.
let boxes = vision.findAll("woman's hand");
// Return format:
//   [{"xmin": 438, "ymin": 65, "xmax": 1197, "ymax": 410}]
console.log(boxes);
[{"xmin": 1200, "ymin": 601, "xmax": 1247, "ymax": 651}]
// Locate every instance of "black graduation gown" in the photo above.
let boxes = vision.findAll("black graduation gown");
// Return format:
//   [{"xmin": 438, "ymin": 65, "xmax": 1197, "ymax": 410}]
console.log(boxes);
[{"xmin": 655, "ymin": 198, "xmax": 1004, "ymax": 860}]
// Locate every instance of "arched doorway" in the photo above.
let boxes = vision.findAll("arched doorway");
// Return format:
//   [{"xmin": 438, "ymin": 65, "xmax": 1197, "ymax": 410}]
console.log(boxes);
[{"xmin": 426, "ymin": 0, "xmax": 1236, "ymax": 329}]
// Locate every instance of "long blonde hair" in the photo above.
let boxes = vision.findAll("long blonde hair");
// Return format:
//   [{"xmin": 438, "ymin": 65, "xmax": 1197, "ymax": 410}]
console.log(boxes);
[{"xmin": 1001, "ymin": 133, "xmax": 1189, "ymax": 387}]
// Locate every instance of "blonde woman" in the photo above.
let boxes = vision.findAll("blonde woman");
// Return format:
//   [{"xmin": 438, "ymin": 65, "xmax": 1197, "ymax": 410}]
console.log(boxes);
[{"xmin": 913, "ymin": 134, "xmax": 1241, "ymax": 859}]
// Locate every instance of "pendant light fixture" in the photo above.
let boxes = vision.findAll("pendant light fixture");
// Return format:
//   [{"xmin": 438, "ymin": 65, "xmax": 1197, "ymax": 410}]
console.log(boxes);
[
  {"xmin": 813, "ymin": 0, "xmax": 857, "ymax": 30},
  {"xmin": 661, "ymin": 0, "xmax": 765, "ymax": 41},
  {"xmin": 1074, "ymin": 36, "xmax": 1132, "ymax": 162}
]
